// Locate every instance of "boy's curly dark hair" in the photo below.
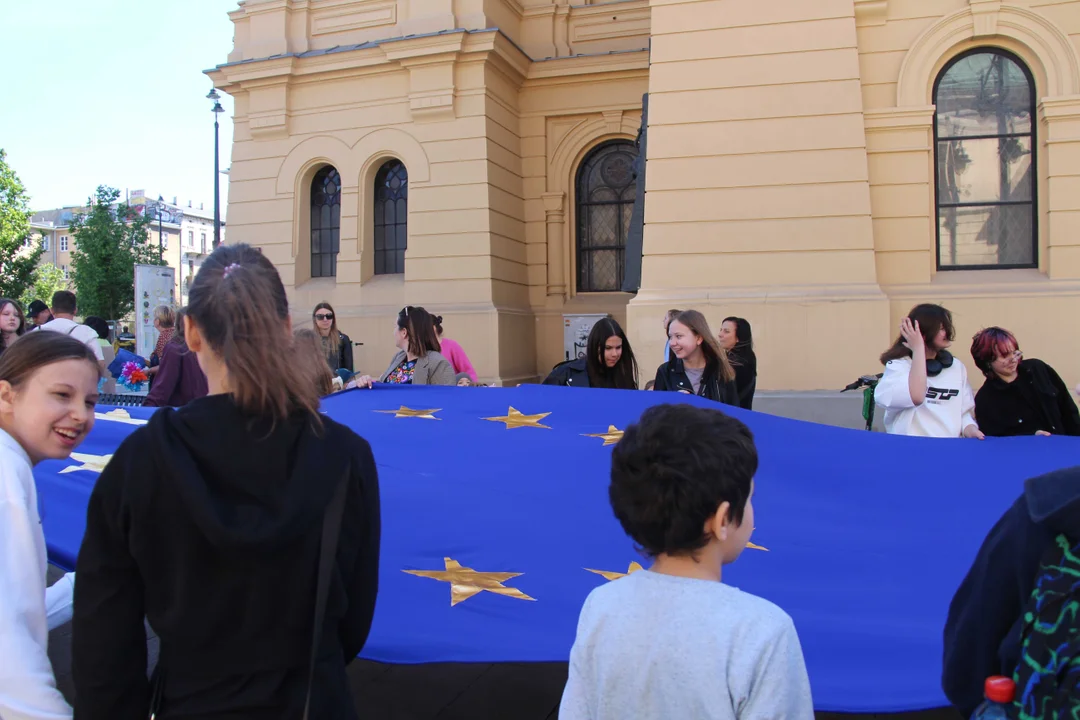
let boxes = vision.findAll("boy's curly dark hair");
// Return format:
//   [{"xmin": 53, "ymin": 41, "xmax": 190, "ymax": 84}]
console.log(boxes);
[{"xmin": 609, "ymin": 404, "xmax": 757, "ymax": 558}]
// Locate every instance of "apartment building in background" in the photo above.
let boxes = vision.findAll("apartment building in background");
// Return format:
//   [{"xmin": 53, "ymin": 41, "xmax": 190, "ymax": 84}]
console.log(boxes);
[{"xmin": 29, "ymin": 192, "xmax": 224, "ymax": 311}]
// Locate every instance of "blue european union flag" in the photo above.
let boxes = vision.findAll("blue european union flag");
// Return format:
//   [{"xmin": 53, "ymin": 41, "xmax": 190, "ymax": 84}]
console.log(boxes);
[{"xmin": 34, "ymin": 386, "xmax": 1080, "ymax": 713}]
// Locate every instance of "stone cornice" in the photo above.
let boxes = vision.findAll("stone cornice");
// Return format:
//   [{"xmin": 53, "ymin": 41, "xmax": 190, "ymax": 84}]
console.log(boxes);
[{"xmin": 208, "ymin": 29, "xmax": 648, "ymax": 93}]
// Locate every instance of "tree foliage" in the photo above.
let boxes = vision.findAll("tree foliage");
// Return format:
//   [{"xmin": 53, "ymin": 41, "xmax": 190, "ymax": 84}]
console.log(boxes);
[
  {"xmin": 19, "ymin": 262, "xmax": 67, "ymax": 312},
  {"xmin": 69, "ymin": 186, "xmax": 164, "ymax": 320},
  {"xmin": 0, "ymin": 149, "xmax": 44, "ymax": 302}
]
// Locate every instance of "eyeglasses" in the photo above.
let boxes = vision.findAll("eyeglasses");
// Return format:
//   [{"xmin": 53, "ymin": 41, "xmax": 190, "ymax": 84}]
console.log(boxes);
[{"xmin": 315, "ymin": 313, "xmax": 333, "ymax": 321}]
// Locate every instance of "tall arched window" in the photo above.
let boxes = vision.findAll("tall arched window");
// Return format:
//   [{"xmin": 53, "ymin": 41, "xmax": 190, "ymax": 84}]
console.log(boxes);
[
  {"xmin": 575, "ymin": 141, "xmax": 638, "ymax": 292},
  {"xmin": 934, "ymin": 50, "xmax": 1036, "ymax": 269},
  {"xmin": 374, "ymin": 160, "xmax": 408, "ymax": 275},
  {"xmin": 310, "ymin": 166, "xmax": 341, "ymax": 278}
]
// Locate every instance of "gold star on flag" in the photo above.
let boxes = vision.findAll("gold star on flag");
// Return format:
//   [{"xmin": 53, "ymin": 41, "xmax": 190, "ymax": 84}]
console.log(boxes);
[
  {"xmin": 482, "ymin": 407, "xmax": 551, "ymax": 429},
  {"xmin": 747, "ymin": 541, "xmax": 769, "ymax": 551},
  {"xmin": 583, "ymin": 425, "xmax": 623, "ymax": 446},
  {"xmin": 403, "ymin": 557, "xmax": 536, "ymax": 606},
  {"xmin": 375, "ymin": 406, "xmax": 441, "ymax": 420},
  {"xmin": 60, "ymin": 453, "xmax": 112, "ymax": 474},
  {"xmin": 585, "ymin": 561, "xmax": 643, "ymax": 581},
  {"xmin": 94, "ymin": 408, "xmax": 147, "ymax": 426}
]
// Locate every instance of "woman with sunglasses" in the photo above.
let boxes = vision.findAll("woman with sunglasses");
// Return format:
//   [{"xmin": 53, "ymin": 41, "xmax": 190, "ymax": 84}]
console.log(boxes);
[
  {"xmin": 351, "ymin": 306, "xmax": 455, "ymax": 388},
  {"xmin": 312, "ymin": 302, "xmax": 354, "ymax": 376},
  {"xmin": 970, "ymin": 327, "xmax": 1080, "ymax": 437},
  {"xmin": 875, "ymin": 303, "xmax": 982, "ymax": 438}
]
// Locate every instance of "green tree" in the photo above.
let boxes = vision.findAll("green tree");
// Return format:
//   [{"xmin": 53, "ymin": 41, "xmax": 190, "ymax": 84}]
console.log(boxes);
[
  {"xmin": 69, "ymin": 186, "xmax": 164, "ymax": 320},
  {"xmin": 0, "ymin": 149, "xmax": 44, "ymax": 301},
  {"xmin": 19, "ymin": 261, "xmax": 67, "ymax": 312}
]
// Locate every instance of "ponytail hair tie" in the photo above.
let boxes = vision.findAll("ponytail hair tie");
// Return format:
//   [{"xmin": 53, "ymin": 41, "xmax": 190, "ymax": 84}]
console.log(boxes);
[{"xmin": 223, "ymin": 263, "xmax": 241, "ymax": 279}]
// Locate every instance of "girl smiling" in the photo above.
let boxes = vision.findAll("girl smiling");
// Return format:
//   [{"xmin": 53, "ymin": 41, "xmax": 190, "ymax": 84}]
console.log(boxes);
[{"xmin": 0, "ymin": 331, "xmax": 100, "ymax": 720}]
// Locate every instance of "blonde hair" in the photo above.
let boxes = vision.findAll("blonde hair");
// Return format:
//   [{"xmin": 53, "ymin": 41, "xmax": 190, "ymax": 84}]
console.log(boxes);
[{"xmin": 154, "ymin": 305, "xmax": 175, "ymax": 328}]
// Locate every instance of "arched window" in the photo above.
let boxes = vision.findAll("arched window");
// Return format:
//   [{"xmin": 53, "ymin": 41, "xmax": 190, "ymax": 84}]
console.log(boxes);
[
  {"xmin": 575, "ymin": 141, "xmax": 638, "ymax": 292},
  {"xmin": 310, "ymin": 166, "xmax": 341, "ymax": 278},
  {"xmin": 374, "ymin": 160, "xmax": 408, "ymax": 275},
  {"xmin": 934, "ymin": 50, "xmax": 1036, "ymax": 269}
]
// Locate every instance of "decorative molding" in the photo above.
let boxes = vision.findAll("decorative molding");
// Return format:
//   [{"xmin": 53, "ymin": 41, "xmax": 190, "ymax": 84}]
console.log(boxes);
[
  {"xmin": 274, "ymin": 128, "xmax": 430, "ymax": 196},
  {"xmin": 310, "ymin": 0, "xmax": 396, "ymax": 35},
  {"xmin": 249, "ymin": 112, "xmax": 290, "ymax": 140},
  {"xmin": 602, "ymin": 109, "xmax": 624, "ymax": 133},
  {"xmin": 854, "ymin": 0, "xmax": 887, "ymax": 27},
  {"xmin": 969, "ymin": 0, "xmax": 1001, "ymax": 37},
  {"xmin": 896, "ymin": 3, "xmax": 1080, "ymax": 106},
  {"xmin": 864, "ymin": 106, "xmax": 936, "ymax": 132},
  {"xmin": 570, "ymin": 1, "xmax": 650, "ymax": 43},
  {"xmin": 1041, "ymin": 95, "xmax": 1080, "ymax": 123},
  {"xmin": 542, "ymin": 191, "xmax": 565, "ymax": 217}
]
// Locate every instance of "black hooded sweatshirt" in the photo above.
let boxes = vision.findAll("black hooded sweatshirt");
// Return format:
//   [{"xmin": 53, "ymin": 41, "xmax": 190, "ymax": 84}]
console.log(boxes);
[
  {"xmin": 72, "ymin": 394, "xmax": 381, "ymax": 720},
  {"xmin": 942, "ymin": 466, "xmax": 1080, "ymax": 716}
]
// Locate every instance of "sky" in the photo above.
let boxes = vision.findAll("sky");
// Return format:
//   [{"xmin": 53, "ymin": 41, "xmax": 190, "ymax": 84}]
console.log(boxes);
[{"xmin": 0, "ymin": 0, "xmax": 238, "ymax": 213}]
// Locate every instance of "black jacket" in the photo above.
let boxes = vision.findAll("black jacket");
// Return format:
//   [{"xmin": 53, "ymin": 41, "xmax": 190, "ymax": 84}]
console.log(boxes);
[
  {"xmin": 729, "ymin": 348, "xmax": 757, "ymax": 410},
  {"xmin": 653, "ymin": 359, "xmax": 739, "ymax": 406},
  {"xmin": 326, "ymin": 332, "xmax": 354, "ymax": 374},
  {"xmin": 974, "ymin": 358, "xmax": 1080, "ymax": 437},
  {"xmin": 943, "ymin": 467, "xmax": 1080, "ymax": 716},
  {"xmin": 543, "ymin": 358, "xmax": 589, "ymax": 387},
  {"xmin": 72, "ymin": 394, "xmax": 381, "ymax": 720}
]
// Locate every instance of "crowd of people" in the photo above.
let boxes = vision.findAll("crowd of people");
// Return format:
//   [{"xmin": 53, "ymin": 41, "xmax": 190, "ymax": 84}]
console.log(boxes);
[{"xmin": 0, "ymin": 246, "xmax": 1078, "ymax": 719}]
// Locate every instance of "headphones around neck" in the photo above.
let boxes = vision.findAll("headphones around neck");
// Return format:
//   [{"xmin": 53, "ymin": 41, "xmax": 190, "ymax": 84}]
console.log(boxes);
[{"xmin": 926, "ymin": 350, "xmax": 954, "ymax": 377}]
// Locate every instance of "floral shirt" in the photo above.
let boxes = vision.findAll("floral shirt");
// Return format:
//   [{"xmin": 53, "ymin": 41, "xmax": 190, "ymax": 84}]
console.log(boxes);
[{"xmin": 385, "ymin": 359, "xmax": 417, "ymax": 384}]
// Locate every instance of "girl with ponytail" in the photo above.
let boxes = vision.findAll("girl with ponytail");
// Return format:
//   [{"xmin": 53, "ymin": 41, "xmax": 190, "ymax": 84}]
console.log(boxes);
[{"xmin": 72, "ymin": 244, "xmax": 382, "ymax": 719}]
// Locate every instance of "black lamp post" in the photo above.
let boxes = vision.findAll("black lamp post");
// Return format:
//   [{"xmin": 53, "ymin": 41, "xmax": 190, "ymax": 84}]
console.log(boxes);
[{"xmin": 207, "ymin": 89, "xmax": 224, "ymax": 248}]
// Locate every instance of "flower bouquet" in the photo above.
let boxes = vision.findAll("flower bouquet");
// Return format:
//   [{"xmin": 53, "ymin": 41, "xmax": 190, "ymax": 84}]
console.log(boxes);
[{"xmin": 119, "ymin": 361, "xmax": 149, "ymax": 392}]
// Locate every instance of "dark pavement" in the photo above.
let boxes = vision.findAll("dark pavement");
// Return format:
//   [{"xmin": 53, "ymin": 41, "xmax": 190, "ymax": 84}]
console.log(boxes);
[{"xmin": 46, "ymin": 567, "xmax": 960, "ymax": 720}]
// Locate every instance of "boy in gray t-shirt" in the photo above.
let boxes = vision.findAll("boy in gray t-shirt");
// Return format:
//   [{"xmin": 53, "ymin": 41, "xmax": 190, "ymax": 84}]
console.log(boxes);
[{"xmin": 559, "ymin": 404, "xmax": 814, "ymax": 720}]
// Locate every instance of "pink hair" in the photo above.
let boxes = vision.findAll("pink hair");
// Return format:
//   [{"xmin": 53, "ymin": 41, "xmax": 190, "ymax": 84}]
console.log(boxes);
[{"xmin": 970, "ymin": 327, "xmax": 1018, "ymax": 378}]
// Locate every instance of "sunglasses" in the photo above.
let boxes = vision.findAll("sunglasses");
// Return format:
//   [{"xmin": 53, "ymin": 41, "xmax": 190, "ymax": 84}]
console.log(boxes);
[{"xmin": 315, "ymin": 313, "xmax": 334, "ymax": 321}]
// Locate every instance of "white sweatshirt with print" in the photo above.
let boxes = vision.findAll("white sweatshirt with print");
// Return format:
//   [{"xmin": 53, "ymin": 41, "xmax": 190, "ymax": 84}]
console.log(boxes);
[
  {"xmin": 874, "ymin": 356, "xmax": 977, "ymax": 438},
  {"xmin": 0, "ymin": 428, "xmax": 73, "ymax": 720}
]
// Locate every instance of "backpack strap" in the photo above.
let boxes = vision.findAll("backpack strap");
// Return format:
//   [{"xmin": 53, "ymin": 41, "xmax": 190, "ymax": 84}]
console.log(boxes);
[{"xmin": 302, "ymin": 465, "xmax": 350, "ymax": 720}]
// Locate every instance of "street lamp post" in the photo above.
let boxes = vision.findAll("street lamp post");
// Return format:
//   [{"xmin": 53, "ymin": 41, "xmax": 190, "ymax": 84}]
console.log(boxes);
[
  {"xmin": 207, "ymin": 89, "xmax": 225, "ymax": 248},
  {"xmin": 156, "ymin": 195, "xmax": 165, "ymax": 254}
]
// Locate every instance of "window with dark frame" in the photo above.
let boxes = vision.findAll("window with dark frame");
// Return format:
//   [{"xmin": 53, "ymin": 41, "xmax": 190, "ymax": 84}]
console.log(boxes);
[
  {"xmin": 934, "ymin": 49, "xmax": 1036, "ymax": 270},
  {"xmin": 575, "ymin": 141, "xmax": 638, "ymax": 292},
  {"xmin": 310, "ymin": 166, "xmax": 342, "ymax": 278},
  {"xmin": 373, "ymin": 160, "xmax": 408, "ymax": 275}
]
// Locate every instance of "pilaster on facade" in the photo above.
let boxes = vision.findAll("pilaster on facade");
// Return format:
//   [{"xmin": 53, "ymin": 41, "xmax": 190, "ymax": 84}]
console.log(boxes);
[
  {"xmin": 383, "ymin": 35, "xmax": 466, "ymax": 122},
  {"xmin": 541, "ymin": 191, "xmax": 566, "ymax": 298}
]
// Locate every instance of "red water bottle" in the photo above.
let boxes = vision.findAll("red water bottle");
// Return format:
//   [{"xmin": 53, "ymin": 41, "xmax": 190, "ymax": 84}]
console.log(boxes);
[{"xmin": 971, "ymin": 676, "xmax": 1015, "ymax": 719}]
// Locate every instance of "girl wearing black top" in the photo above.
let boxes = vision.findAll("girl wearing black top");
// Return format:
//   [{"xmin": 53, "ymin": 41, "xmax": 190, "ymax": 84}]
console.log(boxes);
[
  {"xmin": 653, "ymin": 310, "xmax": 738, "ymax": 405},
  {"xmin": 544, "ymin": 316, "xmax": 639, "ymax": 389},
  {"xmin": 72, "ymin": 244, "xmax": 381, "ymax": 720},
  {"xmin": 970, "ymin": 326, "xmax": 1080, "ymax": 437},
  {"xmin": 718, "ymin": 316, "xmax": 757, "ymax": 410},
  {"xmin": 313, "ymin": 301, "xmax": 354, "ymax": 375}
]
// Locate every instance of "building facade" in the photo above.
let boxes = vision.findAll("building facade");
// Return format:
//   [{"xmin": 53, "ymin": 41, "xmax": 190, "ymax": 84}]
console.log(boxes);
[{"xmin": 209, "ymin": 0, "xmax": 1080, "ymax": 390}]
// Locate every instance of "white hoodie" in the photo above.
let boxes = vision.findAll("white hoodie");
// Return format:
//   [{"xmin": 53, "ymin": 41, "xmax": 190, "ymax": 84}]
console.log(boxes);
[
  {"xmin": 874, "ymin": 356, "xmax": 977, "ymax": 438},
  {"xmin": 0, "ymin": 428, "xmax": 74, "ymax": 720}
]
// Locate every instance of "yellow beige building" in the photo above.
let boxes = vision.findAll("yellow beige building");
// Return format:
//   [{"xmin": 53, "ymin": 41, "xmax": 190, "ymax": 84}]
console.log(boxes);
[{"xmin": 209, "ymin": 0, "xmax": 1080, "ymax": 390}]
